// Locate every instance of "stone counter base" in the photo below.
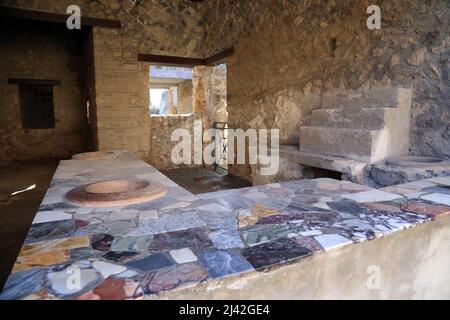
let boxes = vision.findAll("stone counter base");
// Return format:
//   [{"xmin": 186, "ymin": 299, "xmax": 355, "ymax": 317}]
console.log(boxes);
[{"xmin": 1, "ymin": 151, "xmax": 450, "ymax": 300}]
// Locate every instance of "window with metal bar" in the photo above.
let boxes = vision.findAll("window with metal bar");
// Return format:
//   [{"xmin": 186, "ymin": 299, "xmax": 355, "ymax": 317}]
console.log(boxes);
[{"xmin": 19, "ymin": 84, "xmax": 55, "ymax": 129}]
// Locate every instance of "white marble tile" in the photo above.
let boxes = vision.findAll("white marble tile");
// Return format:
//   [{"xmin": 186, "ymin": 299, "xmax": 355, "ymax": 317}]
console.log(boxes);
[
  {"xmin": 426, "ymin": 176, "xmax": 450, "ymax": 186},
  {"xmin": 242, "ymin": 191, "xmax": 269, "ymax": 200},
  {"xmin": 197, "ymin": 203, "xmax": 230, "ymax": 212},
  {"xmin": 237, "ymin": 209, "xmax": 251, "ymax": 217},
  {"xmin": 47, "ymin": 268, "xmax": 99, "ymax": 296},
  {"xmin": 92, "ymin": 260, "xmax": 127, "ymax": 278},
  {"xmin": 312, "ymin": 202, "xmax": 331, "ymax": 210},
  {"xmin": 339, "ymin": 181, "xmax": 374, "ymax": 193},
  {"xmin": 421, "ymin": 193, "xmax": 450, "ymax": 206},
  {"xmin": 40, "ymin": 195, "xmax": 64, "ymax": 205},
  {"xmin": 161, "ymin": 202, "xmax": 191, "ymax": 211},
  {"xmin": 300, "ymin": 230, "xmax": 323, "ymax": 237},
  {"xmin": 116, "ymin": 270, "xmax": 138, "ymax": 278},
  {"xmin": 382, "ymin": 185, "xmax": 420, "ymax": 194},
  {"xmin": 342, "ymin": 190, "xmax": 402, "ymax": 203},
  {"xmin": 32, "ymin": 211, "xmax": 72, "ymax": 224},
  {"xmin": 76, "ymin": 207, "xmax": 95, "ymax": 215},
  {"xmin": 198, "ymin": 189, "xmax": 241, "ymax": 200},
  {"xmin": 170, "ymin": 248, "xmax": 198, "ymax": 264},
  {"xmin": 314, "ymin": 234, "xmax": 353, "ymax": 251},
  {"xmin": 402, "ymin": 180, "xmax": 437, "ymax": 189},
  {"xmin": 107, "ymin": 210, "xmax": 139, "ymax": 221},
  {"xmin": 139, "ymin": 210, "xmax": 159, "ymax": 220},
  {"xmin": 287, "ymin": 233, "xmax": 300, "ymax": 238},
  {"xmin": 404, "ymin": 191, "xmax": 427, "ymax": 199},
  {"xmin": 174, "ymin": 195, "xmax": 199, "ymax": 202}
]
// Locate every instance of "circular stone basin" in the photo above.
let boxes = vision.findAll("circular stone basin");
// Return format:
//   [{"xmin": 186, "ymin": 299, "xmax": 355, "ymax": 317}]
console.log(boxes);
[
  {"xmin": 386, "ymin": 156, "xmax": 443, "ymax": 167},
  {"xmin": 85, "ymin": 179, "xmax": 149, "ymax": 194},
  {"xmin": 72, "ymin": 151, "xmax": 118, "ymax": 160},
  {"xmin": 65, "ymin": 178, "xmax": 168, "ymax": 207}
]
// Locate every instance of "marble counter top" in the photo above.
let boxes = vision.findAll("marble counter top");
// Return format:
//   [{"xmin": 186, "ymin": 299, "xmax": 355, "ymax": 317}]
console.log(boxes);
[{"xmin": 1, "ymin": 151, "xmax": 450, "ymax": 300}]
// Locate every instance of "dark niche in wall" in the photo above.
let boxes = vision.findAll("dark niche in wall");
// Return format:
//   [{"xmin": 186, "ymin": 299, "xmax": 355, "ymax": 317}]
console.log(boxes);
[{"xmin": 8, "ymin": 79, "xmax": 60, "ymax": 129}]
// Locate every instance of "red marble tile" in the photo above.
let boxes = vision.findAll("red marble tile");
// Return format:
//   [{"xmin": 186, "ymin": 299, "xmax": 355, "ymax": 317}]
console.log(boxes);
[
  {"xmin": 403, "ymin": 200, "xmax": 450, "ymax": 217},
  {"xmin": 93, "ymin": 277, "xmax": 127, "ymax": 300},
  {"xmin": 143, "ymin": 263, "xmax": 208, "ymax": 294},
  {"xmin": 291, "ymin": 235, "xmax": 324, "ymax": 252},
  {"xmin": 74, "ymin": 220, "xmax": 89, "ymax": 230}
]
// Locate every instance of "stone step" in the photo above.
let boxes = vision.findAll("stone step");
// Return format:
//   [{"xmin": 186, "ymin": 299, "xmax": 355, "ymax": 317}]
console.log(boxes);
[
  {"xmin": 321, "ymin": 97, "xmax": 397, "ymax": 109},
  {"xmin": 321, "ymin": 87, "xmax": 411, "ymax": 110},
  {"xmin": 299, "ymin": 126, "xmax": 389, "ymax": 163},
  {"xmin": 311, "ymin": 107, "xmax": 388, "ymax": 129}
]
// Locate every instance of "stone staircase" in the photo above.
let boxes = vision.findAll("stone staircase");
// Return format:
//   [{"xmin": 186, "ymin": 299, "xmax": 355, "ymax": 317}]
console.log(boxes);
[{"xmin": 299, "ymin": 87, "xmax": 412, "ymax": 163}]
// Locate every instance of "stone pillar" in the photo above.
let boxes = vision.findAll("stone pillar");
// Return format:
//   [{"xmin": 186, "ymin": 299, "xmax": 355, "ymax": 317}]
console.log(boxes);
[
  {"xmin": 168, "ymin": 87, "xmax": 177, "ymax": 115},
  {"xmin": 212, "ymin": 65, "xmax": 228, "ymax": 123},
  {"xmin": 92, "ymin": 28, "xmax": 150, "ymax": 160},
  {"xmin": 193, "ymin": 66, "xmax": 214, "ymax": 129},
  {"xmin": 193, "ymin": 65, "xmax": 228, "ymax": 126}
]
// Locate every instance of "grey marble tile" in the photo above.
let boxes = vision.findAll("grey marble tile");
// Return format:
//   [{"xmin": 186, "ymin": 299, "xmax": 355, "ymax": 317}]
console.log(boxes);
[
  {"xmin": 169, "ymin": 248, "xmax": 198, "ymax": 264},
  {"xmin": 197, "ymin": 211, "xmax": 237, "ymax": 229},
  {"xmin": 342, "ymin": 190, "xmax": 402, "ymax": 203},
  {"xmin": 421, "ymin": 193, "xmax": 450, "ymax": 206},
  {"xmin": 128, "ymin": 213, "xmax": 206, "ymax": 236},
  {"xmin": 32, "ymin": 211, "xmax": 73, "ymax": 224},
  {"xmin": 198, "ymin": 249, "xmax": 253, "ymax": 278},
  {"xmin": 209, "ymin": 228, "xmax": 245, "ymax": 249},
  {"xmin": 76, "ymin": 220, "xmax": 136, "ymax": 237},
  {"xmin": 148, "ymin": 227, "xmax": 213, "ymax": 252},
  {"xmin": 0, "ymin": 268, "xmax": 46, "ymax": 300},
  {"xmin": 422, "ymin": 186, "xmax": 450, "ymax": 196},
  {"xmin": 47, "ymin": 266, "xmax": 102, "ymax": 298},
  {"xmin": 25, "ymin": 220, "xmax": 75, "ymax": 244},
  {"xmin": 126, "ymin": 253, "xmax": 175, "ymax": 272},
  {"xmin": 239, "ymin": 224, "xmax": 293, "ymax": 246},
  {"xmin": 207, "ymin": 196, "xmax": 248, "ymax": 211},
  {"xmin": 111, "ymin": 235, "xmax": 153, "ymax": 252}
]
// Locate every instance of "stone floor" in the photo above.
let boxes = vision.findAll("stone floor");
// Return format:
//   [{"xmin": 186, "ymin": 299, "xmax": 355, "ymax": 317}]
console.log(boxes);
[
  {"xmin": 161, "ymin": 167, "xmax": 251, "ymax": 194},
  {"xmin": 0, "ymin": 159, "xmax": 59, "ymax": 291},
  {"xmin": 1, "ymin": 151, "xmax": 450, "ymax": 300}
]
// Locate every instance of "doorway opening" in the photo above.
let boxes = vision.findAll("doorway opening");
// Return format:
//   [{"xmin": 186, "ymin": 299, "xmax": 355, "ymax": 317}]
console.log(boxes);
[{"xmin": 149, "ymin": 65, "xmax": 193, "ymax": 115}]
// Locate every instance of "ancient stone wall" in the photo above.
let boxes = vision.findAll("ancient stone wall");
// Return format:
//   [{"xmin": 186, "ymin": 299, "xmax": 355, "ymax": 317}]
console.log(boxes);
[
  {"xmin": 202, "ymin": 0, "xmax": 265, "ymax": 57},
  {"xmin": 177, "ymin": 80, "xmax": 193, "ymax": 114},
  {"xmin": 148, "ymin": 114, "xmax": 197, "ymax": 170},
  {"xmin": 1, "ymin": 0, "xmax": 208, "ymax": 161},
  {"xmin": 3, "ymin": 0, "xmax": 207, "ymax": 57},
  {"xmin": 5, "ymin": 0, "xmax": 448, "ymax": 179},
  {"xmin": 0, "ymin": 19, "xmax": 87, "ymax": 160},
  {"xmin": 205, "ymin": 0, "xmax": 450, "ymax": 181}
]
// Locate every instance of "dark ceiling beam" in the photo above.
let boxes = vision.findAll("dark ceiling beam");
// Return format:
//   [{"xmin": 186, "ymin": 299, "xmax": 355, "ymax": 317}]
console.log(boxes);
[
  {"xmin": 204, "ymin": 47, "xmax": 234, "ymax": 65},
  {"xmin": 137, "ymin": 54, "xmax": 204, "ymax": 67},
  {"xmin": 138, "ymin": 47, "xmax": 234, "ymax": 67},
  {"xmin": 0, "ymin": 6, "xmax": 121, "ymax": 28},
  {"xmin": 8, "ymin": 78, "xmax": 61, "ymax": 86}
]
